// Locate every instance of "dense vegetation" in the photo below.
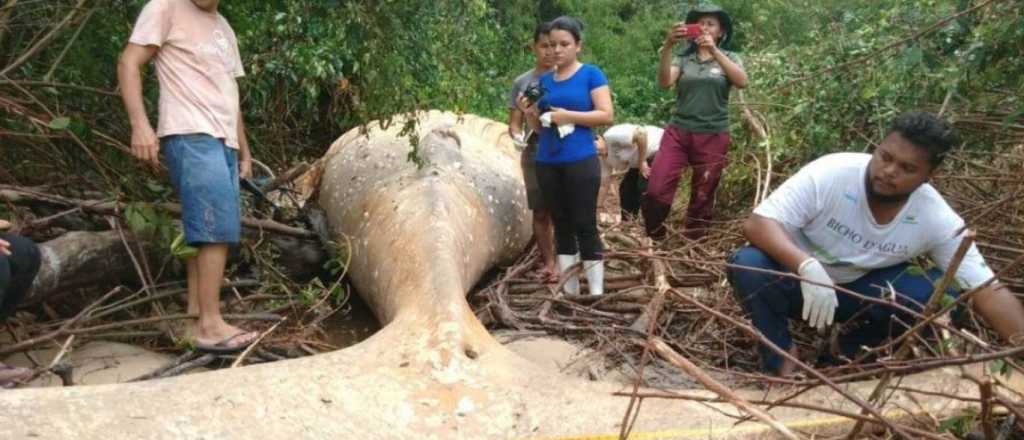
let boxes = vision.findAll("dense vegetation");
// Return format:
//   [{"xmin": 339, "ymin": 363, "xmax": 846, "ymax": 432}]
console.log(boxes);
[{"xmin": 2, "ymin": 0, "xmax": 1021, "ymax": 197}]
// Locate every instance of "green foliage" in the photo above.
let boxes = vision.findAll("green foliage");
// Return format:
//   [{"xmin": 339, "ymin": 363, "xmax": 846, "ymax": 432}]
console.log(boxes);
[
  {"xmin": 170, "ymin": 232, "xmax": 198, "ymax": 260},
  {"xmin": 938, "ymin": 408, "xmax": 977, "ymax": 436},
  {"xmin": 297, "ymin": 277, "xmax": 348, "ymax": 308},
  {"xmin": 989, "ymin": 358, "xmax": 1013, "ymax": 377},
  {"xmin": 2, "ymin": 0, "xmax": 1022, "ymax": 205},
  {"xmin": 323, "ymin": 237, "xmax": 351, "ymax": 279},
  {"xmin": 124, "ymin": 203, "xmax": 174, "ymax": 243}
]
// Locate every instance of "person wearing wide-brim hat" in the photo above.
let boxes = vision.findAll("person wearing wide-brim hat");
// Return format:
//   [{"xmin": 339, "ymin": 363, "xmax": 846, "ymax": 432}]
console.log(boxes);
[{"xmin": 642, "ymin": 2, "xmax": 747, "ymax": 240}]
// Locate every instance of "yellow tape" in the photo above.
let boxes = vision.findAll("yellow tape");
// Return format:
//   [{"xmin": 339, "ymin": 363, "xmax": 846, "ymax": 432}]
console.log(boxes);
[{"xmin": 528, "ymin": 409, "xmax": 914, "ymax": 440}]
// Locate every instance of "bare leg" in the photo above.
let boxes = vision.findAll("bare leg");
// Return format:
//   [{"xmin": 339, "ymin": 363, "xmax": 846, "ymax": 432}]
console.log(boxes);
[
  {"xmin": 194, "ymin": 244, "xmax": 255, "ymax": 346},
  {"xmin": 182, "ymin": 256, "xmax": 199, "ymax": 340},
  {"xmin": 186, "ymin": 257, "xmax": 199, "ymax": 315},
  {"xmin": 534, "ymin": 210, "xmax": 557, "ymax": 279}
]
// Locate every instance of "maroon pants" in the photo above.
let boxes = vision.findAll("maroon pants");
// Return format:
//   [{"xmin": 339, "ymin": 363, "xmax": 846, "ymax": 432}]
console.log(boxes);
[{"xmin": 641, "ymin": 125, "xmax": 730, "ymax": 239}]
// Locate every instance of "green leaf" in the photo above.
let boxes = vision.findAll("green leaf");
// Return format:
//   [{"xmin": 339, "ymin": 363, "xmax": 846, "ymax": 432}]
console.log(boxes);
[
  {"xmin": 939, "ymin": 293, "xmax": 957, "ymax": 309},
  {"xmin": 48, "ymin": 117, "xmax": 71, "ymax": 130},
  {"xmin": 1001, "ymin": 104, "xmax": 1024, "ymax": 130},
  {"xmin": 170, "ymin": 232, "xmax": 198, "ymax": 260},
  {"xmin": 144, "ymin": 180, "xmax": 167, "ymax": 194},
  {"xmin": 901, "ymin": 46, "xmax": 923, "ymax": 67},
  {"xmin": 905, "ymin": 265, "xmax": 926, "ymax": 277}
]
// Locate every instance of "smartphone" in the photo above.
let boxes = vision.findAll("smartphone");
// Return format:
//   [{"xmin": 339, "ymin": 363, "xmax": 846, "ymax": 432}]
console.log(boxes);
[{"xmin": 683, "ymin": 23, "xmax": 702, "ymax": 40}]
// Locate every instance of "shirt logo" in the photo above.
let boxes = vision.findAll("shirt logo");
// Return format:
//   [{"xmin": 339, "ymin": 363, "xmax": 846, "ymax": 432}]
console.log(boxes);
[
  {"xmin": 197, "ymin": 29, "xmax": 236, "ymax": 71},
  {"xmin": 709, "ymin": 67, "xmax": 722, "ymax": 76},
  {"xmin": 901, "ymin": 215, "xmax": 919, "ymax": 225},
  {"xmin": 843, "ymin": 191, "xmax": 857, "ymax": 202}
]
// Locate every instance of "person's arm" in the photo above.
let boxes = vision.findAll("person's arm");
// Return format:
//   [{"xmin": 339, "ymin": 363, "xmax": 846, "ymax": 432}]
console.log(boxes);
[
  {"xmin": 742, "ymin": 214, "xmax": 812, "ymax": 272},
  {"xmin": 973, "ymin": 284, "xmax": 1024, "ymax": 344},
  {"xmin": 697, "ymin": 34, "xmax": 748, "ymax": 88},
  {"xmin": 508, "ymin": 107, "xmax": 524, "ymax": 139},
  {"xmin": 117, "ymin": 43, "xmax": 160, "ymax": 167},
  {"xmin": 635, "ymin": 130, "xmax": 650, "ymax": 178},
  {"xmin": 237, "ymin": 112, "xmax": 252, "ymax": 179},
  {"xmin": 745, "ymin": 162, "xmax": 838, "ymax": 329},
  {"xmin": 549, "ymin": 85, "xmax": 613, "ymax": 127},
  {"xmin": 657, "ymin": 22, "xmax": 685, "ymax": 89},
  {"xmin": 507, "ymin": 79, "xmax": 525, "ymax": 139},
  {"xmin": 516, "ymin": 95, "xmax": 542, "ymax": 134},
  {"xmin": 931, "ymin": 233, "xmax": 1024, "ymax": 343}
]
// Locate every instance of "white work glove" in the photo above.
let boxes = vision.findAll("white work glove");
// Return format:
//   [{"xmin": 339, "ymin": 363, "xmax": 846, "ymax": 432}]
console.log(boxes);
[{"xmin": 797, "ymin": 258, "xmax": 838, "ymax": 330}]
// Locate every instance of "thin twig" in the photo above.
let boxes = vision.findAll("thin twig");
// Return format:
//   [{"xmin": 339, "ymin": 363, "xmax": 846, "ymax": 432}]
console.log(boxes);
[{"xmin": 231, "ymin": 317, "xmax": 286, "ymax": 368}]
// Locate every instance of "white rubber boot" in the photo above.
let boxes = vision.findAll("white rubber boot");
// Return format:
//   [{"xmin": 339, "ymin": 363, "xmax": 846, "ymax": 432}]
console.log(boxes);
[
  {"xmin": 557, "ymin": 254, "xmax": 580, "ymax": 295},
  {"xmin": 583, "ymin": 260, "xmax": 604, "ymax": 296}
]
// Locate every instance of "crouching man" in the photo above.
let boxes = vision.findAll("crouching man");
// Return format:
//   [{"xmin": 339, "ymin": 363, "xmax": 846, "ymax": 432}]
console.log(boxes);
[{"xmin": 727, "ymin": 111, "xmax": 1024, "ymax": 375}]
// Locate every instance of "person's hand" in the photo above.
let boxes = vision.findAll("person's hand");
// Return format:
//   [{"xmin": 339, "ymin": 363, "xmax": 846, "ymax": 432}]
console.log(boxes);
[
  {"xmin": 516, "ymin": 95, "xmax": 539, "ymax": 117},
  {"xmin": 640, "ymin": 161, "xmax": 651, "ymax": 179},
  {"xmin": 696, "ymin": 33, "xmax": 718, "ymax": 50},
  {"xmin": 797, "ymin": 258, "xmax": 837, "ymax": 330},
  {"xmin": 238, "ymin": 154, "xmax": 252, "ymax": 179},
  {"xmin": 130, "ymin": 123, "xmax": 160, "ymax": 167},
  {"xmin": 0, "ymin": 219, "xmax": 10, "ymax": 230},
  {"xmin": 595, "ymin": 137, "xmax": 607, "ymax": 157},
  {"xmin": 663, "ymin": 22, "xmax": 687, "ymax": 49},
  {"xmin": 549, "ymin": 107, "xmax": 570, "ymax": 125},
  {"xmin": 0, "ymin": 237, "xmax": 10, "ymax": 256}
]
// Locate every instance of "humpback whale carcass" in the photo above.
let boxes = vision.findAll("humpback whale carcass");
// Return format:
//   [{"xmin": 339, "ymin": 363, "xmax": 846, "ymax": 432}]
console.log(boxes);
[{"xmin": 0, "ymin": 111, "xmax": 990, "ymax": 439}]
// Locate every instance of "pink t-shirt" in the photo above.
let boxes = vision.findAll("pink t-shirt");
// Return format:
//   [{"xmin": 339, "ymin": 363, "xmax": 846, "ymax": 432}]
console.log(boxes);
[{"xmin": 129, "ymin": 0, "xmax": 245, "ymax": 149}]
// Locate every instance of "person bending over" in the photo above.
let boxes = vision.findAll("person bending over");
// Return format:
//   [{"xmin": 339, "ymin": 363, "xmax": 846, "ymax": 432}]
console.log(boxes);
[{"xmin": 599, "ymin": 124, "xmax": 663, "ymax": 221}]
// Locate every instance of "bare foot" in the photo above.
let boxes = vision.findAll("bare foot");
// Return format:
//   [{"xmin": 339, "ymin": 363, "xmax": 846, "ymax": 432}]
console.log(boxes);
[
  {"xmin": 533, "ymin": 264, "xmax": 559, "ymax": 284},
  {"xmin": 775, "ymin": 345, "xmax": 801, "ymax": 377},
  {"xmin": 0, "ymin": 362, "xmax": 32, "ymax": 388}
]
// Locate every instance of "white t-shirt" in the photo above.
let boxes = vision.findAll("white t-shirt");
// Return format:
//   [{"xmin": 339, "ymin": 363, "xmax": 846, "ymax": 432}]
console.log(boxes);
[
  {"xmin": 753, "ymin": 153, "xmax": 994, "ymax": 288},
  {"xmin": 130, "ymin": 0, "xmax": 245, "ymax": 149},
  {"xmin": 602, "ymin": 124, "xmax": 663, "ymax": 171}
]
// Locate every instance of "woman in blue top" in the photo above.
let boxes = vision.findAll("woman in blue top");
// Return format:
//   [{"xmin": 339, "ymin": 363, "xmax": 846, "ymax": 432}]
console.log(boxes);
[{"xmin": 518, "ymin": 16, "xmax": 613, "ymax": 296}]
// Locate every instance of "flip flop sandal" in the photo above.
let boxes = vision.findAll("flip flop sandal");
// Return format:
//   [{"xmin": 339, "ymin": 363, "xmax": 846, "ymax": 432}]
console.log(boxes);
[{"xmin": 196, "ymin": 331, "xmax": 258, "ymax": 354}]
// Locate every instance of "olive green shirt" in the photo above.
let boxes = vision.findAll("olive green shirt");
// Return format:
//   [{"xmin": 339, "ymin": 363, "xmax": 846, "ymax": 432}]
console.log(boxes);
[{"xmin": 669, "ymin": 50, "xmax": 743, "ymax": 133}]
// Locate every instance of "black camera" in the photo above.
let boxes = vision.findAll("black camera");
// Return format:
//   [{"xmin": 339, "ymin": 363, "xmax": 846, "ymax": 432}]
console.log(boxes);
[{"xmin": 523, "ymin": 82, "xmax": 546, "ymax": 106}]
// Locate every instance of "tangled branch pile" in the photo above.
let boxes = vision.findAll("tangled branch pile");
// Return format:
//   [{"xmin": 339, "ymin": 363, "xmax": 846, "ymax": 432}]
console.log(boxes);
[{"xmin": 470, "ymin": 144, "xmax": 1024, "ymax": 437}]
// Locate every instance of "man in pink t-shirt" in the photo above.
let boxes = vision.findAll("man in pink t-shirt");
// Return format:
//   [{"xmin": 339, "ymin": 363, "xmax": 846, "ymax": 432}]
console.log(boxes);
[{"xmin": 117, "ymin": 0, "xmax": 257, "ymax": 352}]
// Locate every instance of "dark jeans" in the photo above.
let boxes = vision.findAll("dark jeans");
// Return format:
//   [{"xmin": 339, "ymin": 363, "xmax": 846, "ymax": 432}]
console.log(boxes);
[
  {"xmin": 0, "ymin": 233, "xmax": 41, "ymax": 320},
  {"xmin": 726, "ymin": 246, "xmax": 956, "ymax": 372},
  {"xmin": 536, "ymin": 155, "xmax": 603, "ymax": 260}
]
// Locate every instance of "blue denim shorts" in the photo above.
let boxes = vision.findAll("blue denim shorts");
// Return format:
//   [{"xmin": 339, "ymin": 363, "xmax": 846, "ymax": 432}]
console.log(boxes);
[{"xmin": 161, "ymin": 134, "xmax": 241, "ymax": 245}]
